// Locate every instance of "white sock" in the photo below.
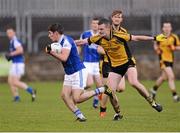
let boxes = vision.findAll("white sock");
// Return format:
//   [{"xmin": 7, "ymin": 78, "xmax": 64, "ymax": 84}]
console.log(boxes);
[{"xmin": 95, "ymin": 87, "xmax": 105, "ymax": 95}]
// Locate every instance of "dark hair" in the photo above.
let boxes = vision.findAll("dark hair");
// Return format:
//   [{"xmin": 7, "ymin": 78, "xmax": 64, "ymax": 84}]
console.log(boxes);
[
  {"xmin": 92, "ymin": 16, "xmax": 100, "ymax": 21},
  {"xmin": 98, "ymin": 18, "xmax": 110, "ymax": 26},
  {"xmin": 163, "ymin": 21, "xmax": 172, "ymax": 25},
  {"xmin": 6, "ymin": 26, "xmax": 16, "ymax": 31},
  {"xmin": 111, "ymin": 10, "xmax": 122, "ymax": 17},
  {"xmin": 48, "ymin": 23, "xmax": 64, "ymax": 34}
]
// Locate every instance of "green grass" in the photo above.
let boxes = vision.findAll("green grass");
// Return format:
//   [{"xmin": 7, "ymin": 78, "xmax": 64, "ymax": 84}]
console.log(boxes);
[{"xmin": 0, "ymin": 81, "xmax": 180, "ymax": 132}]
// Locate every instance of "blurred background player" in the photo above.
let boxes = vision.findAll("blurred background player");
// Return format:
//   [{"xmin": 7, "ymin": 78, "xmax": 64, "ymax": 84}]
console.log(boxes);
[
  {"xmin": 5, "ymin": 27, "xmax": 36, "ymax": 102},
  {"xmin": 150, "ymin": 22, "xmax": 180, "ymax": 102},
  {"xmin": 46, "ymin": 23, "xmax": 112, "ymax": 122},
  {"xmin": 79, "ymin": 17, "xmax": 103, "ymax": 108},
  {"xmin": 76, "ymin": 18, "xmax": 164, "ymax": 120}
]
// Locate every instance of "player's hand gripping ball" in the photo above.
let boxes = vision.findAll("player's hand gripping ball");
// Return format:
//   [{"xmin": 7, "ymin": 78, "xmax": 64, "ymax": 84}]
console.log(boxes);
[
  {"xmin": 46, "ymin": 42, "xmax": 62, "ymax": 54},
  {"xmin": 5, "ymin": 53, "xmax": 12, "ymax": 61}
]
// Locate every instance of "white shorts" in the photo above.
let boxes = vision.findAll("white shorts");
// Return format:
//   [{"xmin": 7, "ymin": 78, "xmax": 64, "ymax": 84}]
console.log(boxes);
[
  {"xmin": 9, "ymin": 63, "xmax": 25, "ymax": 77},
  {"xmin": 83, "ymin": 62, "xmax": 100, "ymax": 75},
  {"xmin": 63, "ymin": 68, "xmax": 87, "ymax": 89}
]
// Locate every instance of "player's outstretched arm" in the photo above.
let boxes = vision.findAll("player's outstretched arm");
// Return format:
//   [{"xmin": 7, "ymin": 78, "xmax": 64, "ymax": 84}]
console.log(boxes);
[
  {"xmin": 175, "ymin": 46, "xmax": 180, "ymax": 50},
  {"xmin": 131, "ymin": 34, "xmax": 167, "ymax": 42},
  {"xmin": 131, "ymin": 35, "xmax": 154, "ymax": 41},
  {"xmin": 75, "ymin": 38, "xmax": 88, "ymax": 46},
  {"xmin": 97, "ymin": 46, "xmax": 105, "ymax": 55}
]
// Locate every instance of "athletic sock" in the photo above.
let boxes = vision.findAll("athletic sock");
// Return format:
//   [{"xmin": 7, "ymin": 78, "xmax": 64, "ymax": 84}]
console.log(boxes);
[
  {"xmin": 94, "ymin": 87, "xmax": 104, "ymax": 95},
  {"xmin": 146, "ymin": 96, "xmax": 154, "ymax": 104},
  {"xmin": 172, "ymin": 92, "xmax": 177, "ymax": 96},
  {"xmin": 114, "ymin": 105, "xmax": 120, "ymax": 114},
  {"xmin": 100, "ymin": 106, "xmax": 107, "ymax": 113},
  {"xmin": 153, "ymin": 85, "xmax": 158, "ymax": 91},
  {"xmin": 151, "ymin": 89, "xmax": 157, "ymax": 95},
  {"xmin": 14, "ymin": 96, "xmax": 20, "ymax": 101},
  {"xmin": 26, "ymin": 87, "xmax": 33, "ymax": 94},
  {"xmin": 74, "ymin": 109, "xmax": 85, "ymax": 119},
  {"xmin": 94, "ymin": 95, "xmax": 98, "ymax": 100}
]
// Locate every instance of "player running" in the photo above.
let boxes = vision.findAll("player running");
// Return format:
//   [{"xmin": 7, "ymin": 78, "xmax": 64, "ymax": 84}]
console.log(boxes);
[
  {"xmin": 76, "ymin": 18, "xmax": 165, "ymax": 120},
  {"xmin": 79, "ymin": 17, "xmax": 103, "ymax": 108},
  {"xmin": 99, "ymin": 10, "xmax": 136, "ymax": 118},
  {"xmin": 45, "ymin": 23, "xmax": 112, "ymax": 122},
  {"xmin": 150, "ymin": 22, "xmax": 180, "ymax": 102},
  {"xmin": 5, "ymin": 27, "xmax": 36, "ymax": 102}
]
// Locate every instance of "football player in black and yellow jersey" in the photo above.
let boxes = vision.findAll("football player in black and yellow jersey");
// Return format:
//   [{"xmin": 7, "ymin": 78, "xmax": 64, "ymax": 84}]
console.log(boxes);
[
  {"xmin": 150, "ymin": 22, "xmax": 180, "ymax": 102},
  {"xmin": 99, "ymin": 10, "xmax": 136, "ymax": 119},
  {"xmin": 76, "ymin": 18, "xmax": 165, "ymax": 120}
]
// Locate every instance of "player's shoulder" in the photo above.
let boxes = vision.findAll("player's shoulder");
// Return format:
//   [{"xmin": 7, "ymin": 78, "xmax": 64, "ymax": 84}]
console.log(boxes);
[
  {"xmin": 13, "ymin": 37, "xmax": 22, "ymax": 46},
  {"xmin": 82, "ymin": 30, "xmax": 92, "ymax": 36},
  {"xmin": 113, "ymin": 30, "xmax": 129, "ymax": 37},
  {"xmin": 120, "ymin": 27, "xmax": 128, "ymax": 33},
  {"xmin": 91, "ymin": 34, "xmax": 101, "ymax": 40},
  {"xmin": 63, "ymin": 35, "xmax": 74, "ymax": 44},
  {"xmin": 171, "ymin": 33, "xmax": 179, "ymax": 39},
  {"xmin": 64, "ymin": 35, "xmax": 73, "ymax": 41},
  {"xmin": 113, "ymin": 30, "xmax": 131, "ymax": 41},
  {"xmin": 89, "ymin": 34, "xmax": 102, "ymax": 44}
]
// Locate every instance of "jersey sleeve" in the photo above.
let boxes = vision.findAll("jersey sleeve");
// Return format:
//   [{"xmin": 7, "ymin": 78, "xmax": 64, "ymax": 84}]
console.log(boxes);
[
  {"xmin": 62, "ymin": 40, "xmax": 72, "ymax": 50},
  {"xmin": 80, "ymin": 33, "xmax": 84, "ymax": 39},
  {"xmin": 87, "ymin": 35, "xmax": 101, "ymax": 45},
  {"xmin": 114, "ymin": 31, "xmax": 131, "ymax": 42},
  {"xmin": 173, "ymin": 34, "xmax": 180, "ymax": 46},
  {"xmin": 14, "ymin": 40, "xmax": 22, "ymax": 48},
  {"xmin": 120, "ymin": 27, "xmax": 128, "ymax": 33}
]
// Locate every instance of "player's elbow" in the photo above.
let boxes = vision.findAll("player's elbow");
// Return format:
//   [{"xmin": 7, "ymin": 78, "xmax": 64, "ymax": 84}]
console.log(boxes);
[
  {"xmin": 61, "ymin": 56, "xmax": 68, "ymax": 62},
  {"xmin": 17, "ymin": 47, "xmax": 24, "ymax": 55},
  {"xmin": 20, "ymin": 49, "xmax": 24, "ymax": 54}
]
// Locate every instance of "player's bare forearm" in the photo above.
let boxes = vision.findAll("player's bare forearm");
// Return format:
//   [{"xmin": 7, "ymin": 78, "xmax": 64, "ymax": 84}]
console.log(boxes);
[
  {"xmin": 49, "ymin": 51, "xmax": 66, "ymax": 61},
  {"xmin": 10, "ymin": 46, "xmax": 24, "ymax": 56},
  {"xmin": 175, "ymin": 46, "xmax": 180, "ymax": 50},
  {"xmin": 131, "ymin": 35, "xmax": 154, "ymax": 41},
  {"xmin": 97, "ymin": 46, "xmax": 105, "ymax": 55},
  {"xmin": 49, "ymin": 49, "xmax": 70, "ymax": 62},
  {"xmin": 75, "ymin": 38, "xmax": 88, "ymax": 46}
]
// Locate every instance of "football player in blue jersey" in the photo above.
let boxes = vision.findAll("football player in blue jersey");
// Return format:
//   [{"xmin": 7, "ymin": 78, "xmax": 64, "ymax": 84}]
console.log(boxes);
[
  {"xmin": 6, "ymin": 27, "xmax": 36, "ymax": 102},
  {"xmin": 79, "ymin": 17, "xmax": 103, "ymax": 108},
  {"xmin": 45, "ymin": 23, "xmax": 112, "ymax": 122}
]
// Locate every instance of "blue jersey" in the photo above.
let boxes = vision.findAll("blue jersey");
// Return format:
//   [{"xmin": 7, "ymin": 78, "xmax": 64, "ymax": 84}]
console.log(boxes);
[
  {"xmin": 81, "ymin": 30, "xmax": 100, "ymax": 62},
  {"xmin": 58, "ymin": 35, "xmax": 85, "ymax": 75},
  {"xmin": 9, "ymin": 36, "xmax": 24, "ymax": 63}
]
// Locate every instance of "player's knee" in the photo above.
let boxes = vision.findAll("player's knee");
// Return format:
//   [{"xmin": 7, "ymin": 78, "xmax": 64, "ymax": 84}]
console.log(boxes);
[
  {"xmin": 8, "ymin": 78, "xmax": 12, "ymax": 85},
  {"xmin": 10, "ymin": 80, "xmax": 16, "ymax": 86},
  {"xmin": 129, "ymin": 79, "xmax": 139, "ymax": 87},
  {"xmin": 61, "ymin": 92, "xmax": 68, "ymax": 101},
  {"xmin": 116, "ymin": 87, "xmax": 125, "ymax": 93},
  {"xmin": 84, "ymin": 85, "xmax": 91, "ymax": 90},
  {"xmin": 160, "ymin": 75, "xmax": 167, "ymax": 81},
  {"xmin": 168, "ymin": 75, "xmax": 175, "ymax": 81},
  {"xmin": 12, "ymin": 80, "xmax": 20, "ymax": 87},
  {"xmin": 73, "ymin": 97, "xmax": 81, "ymax": 104}
]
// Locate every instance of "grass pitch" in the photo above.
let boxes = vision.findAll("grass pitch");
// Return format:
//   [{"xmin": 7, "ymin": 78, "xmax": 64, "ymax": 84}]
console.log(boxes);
[{"xmin": 0, "ymin": 81, "xmax": 180, "ymax": 132}]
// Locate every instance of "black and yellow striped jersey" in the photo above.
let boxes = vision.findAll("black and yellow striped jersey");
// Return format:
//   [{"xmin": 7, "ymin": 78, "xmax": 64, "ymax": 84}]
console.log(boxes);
[
  {"xmin": 102, "ymin": 26, "xmax": 128, "ymax": 63},
  {"xmin": 88, "ymin": 30, "xmax": 132, "ymax": 67},
  {"xmin": 157, "ymin": 33, "xmax": 180, "ymax": 62}
]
